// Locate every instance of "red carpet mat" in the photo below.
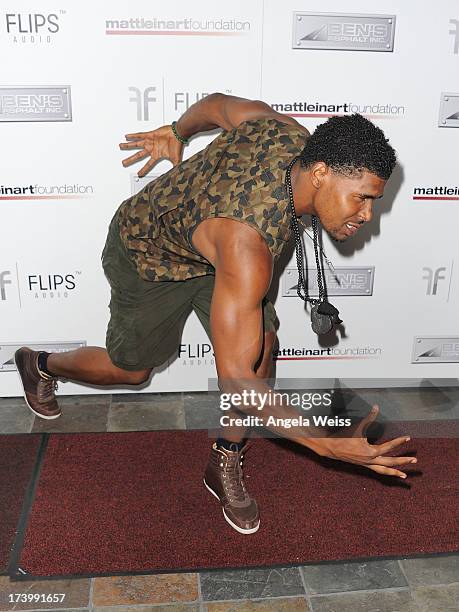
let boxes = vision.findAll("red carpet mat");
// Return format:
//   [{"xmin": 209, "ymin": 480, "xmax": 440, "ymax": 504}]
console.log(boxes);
[
  {"xmin": 9, "ymin": 429, "xmax": 459, "ymax": 580},
  {"xmin": 0, "ymin": 434, "xmax": 44, "ymax": 575}
]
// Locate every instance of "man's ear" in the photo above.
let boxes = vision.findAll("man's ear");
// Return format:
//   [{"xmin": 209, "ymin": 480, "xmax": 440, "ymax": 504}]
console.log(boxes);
[{"xmin": 310, "ymin": 162, "xmax": 329, "ymax": 190}]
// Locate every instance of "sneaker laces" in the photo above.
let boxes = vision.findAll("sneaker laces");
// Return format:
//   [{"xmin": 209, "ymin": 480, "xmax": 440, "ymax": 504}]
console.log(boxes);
[
  {"xmin": 221, "ymin": 450, "xmax": 249, "ymax": 503},
  {"xmin": 37, "ymin": 377, "xmax": 58, "ymax": 402}
]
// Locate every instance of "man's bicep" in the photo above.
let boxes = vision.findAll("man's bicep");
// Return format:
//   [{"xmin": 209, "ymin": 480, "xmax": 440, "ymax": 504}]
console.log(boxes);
[{"xmin": 220, "ymin": 95, "xmax": 308, "ymax": 131}]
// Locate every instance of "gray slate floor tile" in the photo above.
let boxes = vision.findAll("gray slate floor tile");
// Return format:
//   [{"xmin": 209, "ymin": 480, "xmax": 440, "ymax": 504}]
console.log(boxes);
[
  {"xmin": 203, "ymin": 597, "xmax": 311, "ymax": 611},
  {"xmin": 112, "ymin": 392, "xmax": 183, "ymax": 404},
  {"xmin": 108, "ymin": 400, "xmax": 186, "ymax": 431},
  {"xmin": 58, "ymin": 394, "xmax": 111, "ymax": 407},
  {"xmin": 93, "ymin": 606, "xmax": 199, "ymax": 611},
  {"xmin": 387, "ymin": 387, "xmax": 459, "ymax": 420},
  {"xmin": 183, "ymin": 392, "xmax": 223, "ymax": 431},
  {"xmin": 0, "ymin": 400, "xmax": 34, "ymax": 433},
  {"xmin": 400, "ymin": 554, "xmax": 459, "ymax": 586},
  {"xmin": 200, "ymin": 568, "xmax": 305, "ymax": 601},
  {"xmin": 300, "ymin": 560, "xmax": 407, "ymax": 594},
  {"xmin": 411, "ymin": 583, "xmax": 459, "ymax": 611},
  {"xmin": 31, "ymin": 401, "xmax": 110, "ymax": 433},
  {"xmin": 309, "ymin": 588, "xmax": 413, "ymax": 612}
]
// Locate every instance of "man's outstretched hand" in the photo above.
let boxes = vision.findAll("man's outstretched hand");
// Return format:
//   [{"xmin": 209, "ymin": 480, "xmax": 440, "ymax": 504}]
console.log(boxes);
[
  {"xmin": 119, "ymin": 125, "xmax": 184, "ymax": 177},
  {"xmin": 317, "ymin": 405, "xmax": 417, "ymax": 479}
]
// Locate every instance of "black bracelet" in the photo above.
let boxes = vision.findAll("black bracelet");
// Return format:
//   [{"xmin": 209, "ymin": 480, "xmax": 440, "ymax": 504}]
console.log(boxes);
[{"xmin": 171, "ymin": 121, "xmax": 189, "ymax": 145}]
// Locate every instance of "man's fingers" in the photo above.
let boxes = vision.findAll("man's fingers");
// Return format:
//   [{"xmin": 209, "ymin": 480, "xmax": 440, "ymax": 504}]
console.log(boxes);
[
  {"xmin": 119, "ymin": 141, "xmax": 145, "ymax": 150},
  {"xmin": 371, "ymin": 455, "xmax": 417, "ymax": 467},
  {"xmin": 124, "ymin": 132, "xmax": 148, "ymax": 139},
  {"xmin": 121, "ymin": 150, "xmax": 149, "ymax": 167},
  {"xmin": 368, "ymin": 464, "xmax": 408, "ymax": 479},
  {"xmin": 371, "ymin": 436, "xmax": 411, "ymax": 456},
  {"xmin": 137, "ymin": 158, "xmax": 157, "ymax": 178},
  {"xmin": 354, "ymin": 405, "xmax": 379, "ymax": 437}
]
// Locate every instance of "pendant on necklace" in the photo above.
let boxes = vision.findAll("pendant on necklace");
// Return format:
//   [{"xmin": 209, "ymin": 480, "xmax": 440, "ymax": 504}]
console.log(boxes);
[{"xmin": 311, "ymin": 301, "xmax": 343, "ymax": 335}]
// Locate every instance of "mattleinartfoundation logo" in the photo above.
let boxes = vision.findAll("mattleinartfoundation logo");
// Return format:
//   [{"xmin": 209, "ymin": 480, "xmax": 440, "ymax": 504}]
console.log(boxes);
[
  {"xmin": 270, "ymin": 100, "xmax": 405, "ymax": 119},
  {"xmin": 0, "ymin": 183, "xmax": 94, "ymax": 200},
  {"xmin": 105, "ymin": 16, "xmax": 251, "ymax": 36},
  {"xmin": 412, "ymin": 186, "xmax": 459, "ymax": 201},
  {"xmin": 273, "ymin": 346, "xmax": 382, "ymax": 361}
]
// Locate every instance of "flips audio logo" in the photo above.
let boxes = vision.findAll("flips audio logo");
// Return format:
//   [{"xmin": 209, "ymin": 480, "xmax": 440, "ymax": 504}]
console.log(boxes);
[{"xmin": 4, "ymin": 11, "xmax": 66, "ymax": 44}]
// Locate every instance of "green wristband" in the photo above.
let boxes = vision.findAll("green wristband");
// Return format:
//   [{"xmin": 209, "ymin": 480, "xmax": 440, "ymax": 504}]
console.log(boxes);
[{"xmin": 171, "ymin": 121, "xmax": 189, "ymax": 145}]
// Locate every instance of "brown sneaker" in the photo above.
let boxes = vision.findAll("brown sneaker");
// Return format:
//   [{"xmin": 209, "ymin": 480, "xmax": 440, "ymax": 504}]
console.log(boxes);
[
  {"xmin": 203, "ymin": 442, "xmax": 260, "ymax": 534},
  {"xmin": 14, "ymin": 348, "xmax": 61, "ymax": 419}
]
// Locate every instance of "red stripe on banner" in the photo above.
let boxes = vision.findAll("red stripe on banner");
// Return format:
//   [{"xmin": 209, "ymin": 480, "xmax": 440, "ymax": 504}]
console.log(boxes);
[
  {"xmin": 413, "ymin": 197, "xmax": 459, "ymax": 200},
  {"xmin": 288, "ymin": 113, "xmax": 397, "ymax": 119},
  {"xmin": 105, "ymin": 30, "xmax": 240, "ymax": 36},
  {"xmin": 274, "ymin": 356, "xmax": 377, "ymax": 360},
  {"xmin": 0, "ymin": 196, "xmax": 88, "ymax": 200}
]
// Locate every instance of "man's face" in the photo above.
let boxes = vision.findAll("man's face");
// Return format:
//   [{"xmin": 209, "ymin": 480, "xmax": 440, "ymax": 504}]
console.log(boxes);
[{"xmin": 314, "ymin": 169, "xmax": 386, "ymax": 242}]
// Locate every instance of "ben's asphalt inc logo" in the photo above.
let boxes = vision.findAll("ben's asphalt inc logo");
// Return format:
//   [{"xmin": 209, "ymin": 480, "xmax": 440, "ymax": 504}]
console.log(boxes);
[
  {"xmin": 106, "ymin": 16, "xmax": 251, "ymax": 36},
  {"xmin": 270, "ymin": 100, "xmax": 405, "ymax": 120},
  {"xmin": 438, "ymin": 92, "xmax": 459, "ymax": 128},
  {"xmin": 282, "ymin": 267, "xmax": 374, "ymax": 297},
  {"xmin": 292, "ymin": 12, "xmax": 395, "ymax": 52},
  {"xmin": 0, "ymin": 87, "xmax": 72, "ymax": 122},
  {"xmin": 412, "ymin": 337, "xmax": 459, "ymax": 363},
  {"xmin": 3, "ymin": 10, "xmax": 66, "ymax": 44},
  {"xmin": 0, "ymin": 342, "xmax": 86, "ymax": 372},
  {"xmin": 274, "ymin": 346, "xmax": 382, "ymax": 361},
  {"xmin": 0, "ymin": 183, "xmax": 94, "ymax": 200},
  {"xmin": 412, "ymin": 185, "xmax": 459, "ymax": 202}
]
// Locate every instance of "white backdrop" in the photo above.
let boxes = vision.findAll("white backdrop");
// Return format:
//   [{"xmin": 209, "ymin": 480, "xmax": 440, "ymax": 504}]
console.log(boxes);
[{"xmin": 1, "ymin": 0, "xmax": 458, "ymax": 396}]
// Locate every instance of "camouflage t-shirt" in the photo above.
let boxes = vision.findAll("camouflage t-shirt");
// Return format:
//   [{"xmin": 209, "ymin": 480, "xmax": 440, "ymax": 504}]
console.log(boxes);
[{"xmin": 117, "ymin": 117, "xmax": 308, "ymax": 281}]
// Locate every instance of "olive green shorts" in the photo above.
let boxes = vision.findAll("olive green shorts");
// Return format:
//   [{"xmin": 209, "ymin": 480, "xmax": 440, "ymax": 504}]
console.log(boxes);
[{"xmin": 101, "ymin": 214, "xmax": 279, "ymax": 371}]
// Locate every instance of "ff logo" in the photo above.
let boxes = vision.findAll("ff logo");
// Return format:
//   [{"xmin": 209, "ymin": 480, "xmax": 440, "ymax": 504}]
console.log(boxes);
[
  {"xmin": 450, "ymin": 19, "xmax": 459, "ymax": 54},
  {"xmin": 129, "ymin": 87, "xmax": 157, "ymax": 121},
  {"xmin": 423, "ymin": 267, "xmax": 446, "ymax": 295},
  {"xmin": 0, "ymin": 271, "xmax": 12, "ymax": 300}
]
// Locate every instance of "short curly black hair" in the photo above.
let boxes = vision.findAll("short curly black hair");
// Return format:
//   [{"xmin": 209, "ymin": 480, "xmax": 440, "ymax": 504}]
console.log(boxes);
[{"xmin": 300, "ymin": 114, "xmax": 396, "ymax": 180}]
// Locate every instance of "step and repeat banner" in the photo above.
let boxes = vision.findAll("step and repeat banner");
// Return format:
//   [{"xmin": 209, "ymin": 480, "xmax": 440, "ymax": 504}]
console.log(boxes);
[{"xmin": 1, "ymin": 0, "xmax": 458, "ymax": 396}]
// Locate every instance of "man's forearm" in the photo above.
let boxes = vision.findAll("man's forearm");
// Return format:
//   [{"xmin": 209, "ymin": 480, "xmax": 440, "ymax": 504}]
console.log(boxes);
[
  {"xmin": 219, "ymin": 374, "xmax": 331, "ymax": 456},
  {"xmin": 175, "ymin": 92, "xmax": 228, "ymax": 140}
]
